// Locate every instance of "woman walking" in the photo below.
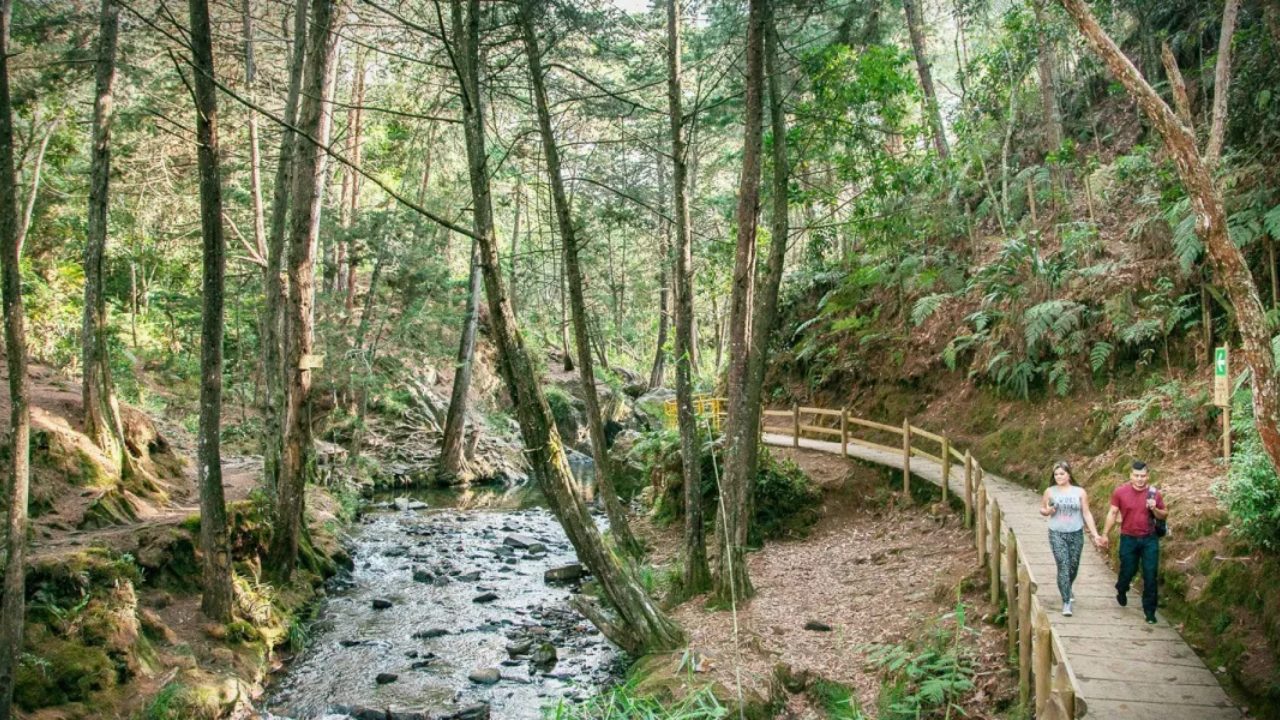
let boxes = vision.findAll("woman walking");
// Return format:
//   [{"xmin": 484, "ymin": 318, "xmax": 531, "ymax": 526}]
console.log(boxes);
[{"xmin": 1040, "ymin": 461, "xmax": 1103, "ymax": 616}]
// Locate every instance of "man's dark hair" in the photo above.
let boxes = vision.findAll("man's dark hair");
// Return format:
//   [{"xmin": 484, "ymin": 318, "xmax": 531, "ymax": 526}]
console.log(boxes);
[{"xmin": 1132, "ymin": 460, "xmax": 1148, "ymax": 471}]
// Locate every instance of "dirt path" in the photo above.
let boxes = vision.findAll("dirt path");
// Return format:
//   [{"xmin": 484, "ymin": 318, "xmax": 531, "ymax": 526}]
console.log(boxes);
[{"xmin": 655, "ymin": 447, "xmax": 1014, "ymax": 718}]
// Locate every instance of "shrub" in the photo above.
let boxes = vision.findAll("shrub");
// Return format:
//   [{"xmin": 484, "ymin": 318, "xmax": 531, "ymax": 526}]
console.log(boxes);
[
  {"xmin": 1214, "ymin": 391, "xmax": 1280, "ymax": 551},
  {"xmin": 751, "ymin": 449, "xmax": 821, "ymax": 543},
  {"xmin": 865, "ymin": 602, "xmax": 977, "ymax": 719},
  {"xmin": 543, "ymin": 679, "xmax": 726, "ymax": 719}
]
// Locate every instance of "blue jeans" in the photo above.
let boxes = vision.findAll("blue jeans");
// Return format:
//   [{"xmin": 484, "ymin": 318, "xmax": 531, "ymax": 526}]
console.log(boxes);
[{"xmin": 1117, "ymin": 533, "xmax": 1160, "ymax": 614}]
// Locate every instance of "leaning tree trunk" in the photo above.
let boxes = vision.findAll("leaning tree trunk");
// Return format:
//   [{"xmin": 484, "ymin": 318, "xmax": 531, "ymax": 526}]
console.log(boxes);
[
  {"xmin": 187, "ymin": 0, "xmax": 235, "ymax": 621},
  {"xmin": 0, "ymin": 0, "xmax": 32, "ymax": 714},
  {"xmin": 82, "ymin": 0, "xmax": 140, "ymax": 483},
  {"xmin": 516, "ymin": 0, "xmax": 640, "ymax": 556},
  {"xmin": 261, "ymin": 0, "xmax": 310, "ymax": 495},
  {"xmin": 269, "ymin": 0, "xmax": 343, "ymax": 580},
  {"xmin": 1204, "ymin": 0, "xmax": 1238, "ymax": 169},
  {"xmin": 716, "ymin": 0, "xmax": 767, "ymax": 606},
  {"xmin": 1059, "ymin": 0, "xmax": 1280, "ymax": 472},
  {"xmin": 903, "ymin": 0, "xmax": 948, "ymax": 159},
  {"xmin": 449, "ymin": 0, "xmax": 682, "ymax": 654},
  {"xmin": 437, "ymin": 234, "xmax": 483, "ymax": 482},
  {"xmin": 667, "ymin": 0, "xmax": 710, "ymax": 595}
]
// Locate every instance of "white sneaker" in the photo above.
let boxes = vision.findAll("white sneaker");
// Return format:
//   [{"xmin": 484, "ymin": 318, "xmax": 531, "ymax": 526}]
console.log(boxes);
[{"xmin": 1062, "ymin": 601, "xmax": 1073, "ymax": 617}]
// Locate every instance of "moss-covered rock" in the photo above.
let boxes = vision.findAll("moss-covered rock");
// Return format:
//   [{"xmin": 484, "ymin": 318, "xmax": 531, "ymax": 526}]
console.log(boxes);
[{"xmin": 16, "ymin": 630, "xmax": 118, "ymax": 709}]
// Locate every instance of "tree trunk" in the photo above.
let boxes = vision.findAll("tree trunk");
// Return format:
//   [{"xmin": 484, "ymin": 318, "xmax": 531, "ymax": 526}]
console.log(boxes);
[
  {"xmin": 16, "ymin": 115, "xmax": 57, "ymax": 256},
  {"xmin": 1160, "ymin": 40, "xmax": 1194, "ymax": 128},
  {"xmin": 1031, "ymin": 0, "xmax": 1063, "ymax": 154},
  {"xmin": 187, "ymin": 0, "xmax": 235, "ymax": 621},
  {"xmin": 269, "ymin": 0, "xmax": 344, "ymax": 580},
  {"xmin": 447, "ymin": 0, "xmax": 682, "ymax": 655},
  {"xmin": 242, "ymin": 0, "xmax": 267, "ymax": 268},
  {"xmin": 509, "ymin": 180, "xmax": 520, "ymax": 318},
  {"xmin": 649, "ymin": 155, "xmax": 671, "ymax": 390},
  {"xmin": 902, "ymin": 0, "xmax": 948, "ymax": 159},
  {"xmin": 1060, "ymin": 0, "xmax": 1280, "ymax": 476},
  {"xmin": 262, "ymin": 0, "xmax": 310, "ymax": 495},
  {"xmin": 715, "ymin": 0, "xmax": 767, "ymax": 606},
  {"xmin": 517, "ymin": 0, "xmax": 640, "ymax": 556},
  {"xmin": 82, "ymin": 0, "xmax": 138, "ymax": 484},
  {"xmin": 437, "ymin": 232, "xmax": 483, "ymax": 482},
  {"xmin": 343, "ymin": 47, "xmax": 366, "ymax": 312},
  {"xmin": 1204, "ymin": 0, "xmax": 1238, "ymax": 169},
  {"xmin": 0, "ymin": 1, "xmax": 31, "ymax": 714},
  {"xmin": 667, "ymin": 0, "xmax": 709, "ymax": 594}
]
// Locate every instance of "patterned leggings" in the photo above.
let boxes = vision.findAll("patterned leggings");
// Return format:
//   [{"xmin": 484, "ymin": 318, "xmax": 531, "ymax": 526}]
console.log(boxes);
[{"xmin": 1049, "ymin": 529, "xmax": 1084, "ymax": 603}]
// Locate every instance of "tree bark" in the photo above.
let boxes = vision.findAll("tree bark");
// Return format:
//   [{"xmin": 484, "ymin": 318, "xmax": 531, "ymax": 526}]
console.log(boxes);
[
  {"xmin": 343, "ymin": 46, "xmax": 366, "ymax": 311},
  {"xmin": 1160, "ymin": 40, "xmax": 1194, "ymax": 129},
  {"xmin": 437, "ymin": 229, "xmax": 482, "ymax": 482},
  {"xmin": 1204, "ymin": 0, "xmax": 1239, "ymax": 169},
  {"xmin": 666, "ymin": 0, "xmax": 710, "ymax": 595},
  {"xmin": 262, "ymin": 0, "xmax": 310, "ymax": 495},
  {"xmin": 1060, "ymin": 0, "xmax": 1280, "ymax": 476},
  {"xmin": 82, "ymin": 0, "xmax": 138, "ymax": 483},
  {"xmin": 269, "ymin": 0, "xmax": 343, "ymax": 580},
  {"xmin": 902, "ymin": 0, "xmax": 949, "ymax": 159},
  {"xmin": 716, "ymin": 0, "xmax": 767, "ymax": 606},
  {"xmin": 0, "ymin": 0, "xmax": 31, "ymax": 714},
  {"xmin": 649, "ymin": 154, "xmax": 671, "ymax": 390},
  {"xmin": 16, "ymin": 115, "xmax": 57, "ymax": 257},
  {"xmin": 243, "ymin": 0, "xmax": 267, "ymax": 267},
  {"xmin": 1031, "ymin": 0, "xmax": 1063, "ymax": 154},
  {"xmin": 187, "ymin": 0, "xmax": 235, "ymax": 621},
  {"xmin": 449, "ymin": 0, "xmax": 682, "ymax": 654},
  {"xmin": 517, "ymin": 0, "xmax": 641, "ymax": 556}
]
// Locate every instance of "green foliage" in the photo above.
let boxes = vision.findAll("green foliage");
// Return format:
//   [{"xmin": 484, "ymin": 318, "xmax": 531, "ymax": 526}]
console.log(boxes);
[
  {"xmin": 866, "ymin": 603, "xmax": 977, "ymax": 720},
  {"xmin": 749, "ymin": 449, "xmax": 822, "ymax": 544},
  {"xmin": 544, "ymin": 386, "xmax": 581, "ymax": 439},
  {"xmin": 543, "ymin": 680, "xmax": 727, "ymax": 719},
  {"xmin": 1214, "ymin": 390, "xmax": 1280, "ymax": 551},
  {"xmin": 809, "ymin": 678, "xmax": 867, "ymax": 719}
]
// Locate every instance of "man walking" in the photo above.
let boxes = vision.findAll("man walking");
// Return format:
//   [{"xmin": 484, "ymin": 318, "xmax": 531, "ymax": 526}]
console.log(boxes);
[{"xmin": 1100, "ymin": 461, "xmax": 1167, "ymax": 624}]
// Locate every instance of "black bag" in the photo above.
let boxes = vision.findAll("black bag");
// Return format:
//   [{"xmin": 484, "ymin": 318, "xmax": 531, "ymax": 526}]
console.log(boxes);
[{"xmin": 1148, "ymin": 488, "xmax": 1168, "ymax": 538}]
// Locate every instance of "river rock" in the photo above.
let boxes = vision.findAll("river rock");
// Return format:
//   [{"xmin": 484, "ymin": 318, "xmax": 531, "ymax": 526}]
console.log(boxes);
[
  {"xmin": 544, "ymin": 564, "xmax": 585, "ymax": 584},
  {"xmin": 506, "ymin": 639, "xmax": 533, "ymax": 657},
  {"xmin": 412, "ymin": 628, "xmax": 449, "ymax": 639},
  {"xmin": 394, "ymin": 497, "xmax": 412, "ymax": 511},
  {"xmin": 438, "ymin": 704, "xmax": 490, "ymax": 720},
  {"xmin": 375, "ymin": 672, "xmax": 399, "ymax": 685},
  {"xmin": 372, "ymin": 598, "xmax": 393, "ymax": 610},
  {"xmin": 502, "ymin": 534, "xmax": 539, "ymax": 549},
  {"xmin": 531, "ymin": 642, "xmax": 558, "ymax": 669},
  {"xmin": 456, "ymin": 570, "xmax": 481, "ymax": 582},
  {"xmin": 524, "ymin": 542, "xmax": 547, "ymax": 554},
  {"xmin": 412, "ymin": 568, "xmax": 434, "ymax": 583},
  {"xmin": 473, "ymin": 591, "xmax": 499, "ymax": 603},
  {"xmin": 468, "ymin": 668, "xmax": 501, "ymax": 685}
]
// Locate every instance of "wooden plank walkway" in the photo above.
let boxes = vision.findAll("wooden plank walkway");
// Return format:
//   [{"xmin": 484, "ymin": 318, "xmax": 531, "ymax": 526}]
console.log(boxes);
[{"xmin": 761, "ymin": 432, "xmax": 1242, "ymax": 720}]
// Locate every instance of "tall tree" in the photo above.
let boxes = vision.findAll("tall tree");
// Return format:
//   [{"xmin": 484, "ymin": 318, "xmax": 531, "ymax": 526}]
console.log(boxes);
[
  {"xmin": 716, "ymin": 0, "xmax": 768, "ymax": 606},
  {"xmin": 269, "ymin": 0, "xmax": 343, "ymax": 579},
  {"xmin": 1057, "ymin": 0, "xmax": 1280, "ymax": 473},
  {"xmin": 187, "ymin": 0, "xmax": 234, "ymax": 621},
  {"xmin": 241, "ymin": 0, "xmax": 267, "ymax": 272},
  {"xmin": 261, "ymin": 0, "xmax": 310, "ymax": 494},
  {"xmin": 902, "ymin": 0, "xmax": 949, "ymax": 159},
  {"xmin": 1031, "ymin": 0, "xmax": 1064, "ymax": 154},
  {"xmin": 437, "ymin": 222, "xmax": 483, "ymax": 482},
  {"xmin": 516, "ymin": 0, "xmax": 641, "ymax": 556},
  {"xmin": 446, "ymin": 0, "xmax": 682, "ymax": 654},
  {"xmin": 82, "ymin": 0, "xmax": 138, "ymax": 481},
  {"xmin": 667, "ymin": 0, "xmax": 710, "ymax": 595},
  {"xmin": 0, "ymin": 0, "xmax": 31, "ymax": 713},
  {"xmin": 1204, "ymin": 0, "xmax": 1239, "ymax": 169},
  {"xmin": 649, "ymin": 156, "xmax": 670, "ymax": 391}
]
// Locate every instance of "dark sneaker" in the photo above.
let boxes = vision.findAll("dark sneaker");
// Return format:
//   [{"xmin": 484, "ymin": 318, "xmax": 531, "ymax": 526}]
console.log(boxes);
[
  {"xmin": 1116, "ymin": 591, "xmax": 1127, "ymax": 607},
  {"xmin": 1145, "ymin": 613, "xmax": 1157, "ymax": 624}
]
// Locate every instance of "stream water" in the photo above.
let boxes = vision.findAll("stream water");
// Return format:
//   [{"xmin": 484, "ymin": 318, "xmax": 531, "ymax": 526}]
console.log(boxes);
[{"xmin": 265, "ymin": 460, "xmax": 620, "ymax": 720}]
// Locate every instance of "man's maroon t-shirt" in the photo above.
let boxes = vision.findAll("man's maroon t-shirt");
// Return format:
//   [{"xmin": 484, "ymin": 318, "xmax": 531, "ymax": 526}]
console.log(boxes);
[{"xmin": 1110, "ymin": 483, "xmax": 1165, "ymax": 537}]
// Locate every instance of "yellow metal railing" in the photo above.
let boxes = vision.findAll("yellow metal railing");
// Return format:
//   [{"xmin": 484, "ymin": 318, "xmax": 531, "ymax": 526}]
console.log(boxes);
[{"xmin": 662, "ymin": 394, "xmax": 726, "ymax": 433}]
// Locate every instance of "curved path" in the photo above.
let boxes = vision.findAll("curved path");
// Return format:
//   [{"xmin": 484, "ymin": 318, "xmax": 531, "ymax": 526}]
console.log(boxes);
[{"xmin": 761, "ymin": 431, "xmax": 1241, "ymax": 720}]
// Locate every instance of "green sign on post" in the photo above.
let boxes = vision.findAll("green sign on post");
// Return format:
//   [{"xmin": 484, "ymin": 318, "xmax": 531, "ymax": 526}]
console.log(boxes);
[{"xmin": 1214, "ymin": 346, "xmax": 1229, "ymax": 407}]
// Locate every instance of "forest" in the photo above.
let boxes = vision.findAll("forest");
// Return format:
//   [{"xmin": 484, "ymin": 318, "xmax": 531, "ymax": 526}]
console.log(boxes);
[{"xmin": 0, "ymin": 0, "xmax": 1278, "ymax": 717}]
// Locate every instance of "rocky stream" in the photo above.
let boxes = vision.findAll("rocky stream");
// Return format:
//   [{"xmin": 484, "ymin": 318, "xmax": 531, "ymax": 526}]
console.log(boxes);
[{"xmin": 264, "ymin": 464, "xmax": 621, "ymax": 720}]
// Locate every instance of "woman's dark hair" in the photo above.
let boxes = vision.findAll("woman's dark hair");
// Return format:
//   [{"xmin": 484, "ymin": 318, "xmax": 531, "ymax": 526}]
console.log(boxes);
[{"xmin": 1051, "ymin": 460, "xmax": 1075, "ymax": 486}]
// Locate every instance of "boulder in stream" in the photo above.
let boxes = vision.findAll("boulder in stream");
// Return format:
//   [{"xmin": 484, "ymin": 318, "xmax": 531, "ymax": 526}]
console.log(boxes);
[
  {"xmin": 372, "ymin": 598, "xmax": 393, "ymax": 610},
  {"xmin": 502, "ymin": 534, "xmax": 539, "ymax": 549},
  {"xmin": 543, "ymin": 564, "xmax": 585, "ymax": 584},
  {"xmin": 467, "ymin": 668, "xmax": 501, "ymax": 685}
]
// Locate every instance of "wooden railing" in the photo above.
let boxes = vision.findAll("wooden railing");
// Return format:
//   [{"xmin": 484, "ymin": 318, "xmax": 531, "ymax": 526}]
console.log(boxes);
[{"xmin": 668, "ymin": 398, "xmax": 1083, "ymax": 719}]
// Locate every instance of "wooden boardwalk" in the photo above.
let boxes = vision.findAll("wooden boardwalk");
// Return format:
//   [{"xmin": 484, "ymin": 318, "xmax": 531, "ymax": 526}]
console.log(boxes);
[{"xmin": 761, "ymin": 431, "xmax": 1242, "ymax": 720}]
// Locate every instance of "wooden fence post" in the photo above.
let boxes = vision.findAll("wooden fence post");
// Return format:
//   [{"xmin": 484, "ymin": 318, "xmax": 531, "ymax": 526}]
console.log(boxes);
[
  {"xmin": 902, "ymin": 419, "xmax": 912, "ymax": 498},
  {"xmin": 1006, "ymin": 534, "xmax": 1018, "ymax": 658},
  {"xmin": 941, "ymin": 436, "xmax": 951, "ymax": 505},
  {"xmin": 976, "ymin": 480, "xmax": 987, "ymax": 567},
  {"xmin": 963, "ymin": 451, "xmax": 973, "ymax": 527},
  {"xmin": 792, "ymin": 404, "xmax": 800, "ymax": 447},
  {"xmin": 1052, "ymin": 660, "xmax": 1076, "ymax": 719},
  {"xmin": 989, "ymin": 501, "xmax": 1002, "ymax": 605},
  {"xmin": 1018, "ymin": 565, "xmax": 1032, "ymax": 709},
  {"xmin": 1034, "ymin": 610, "xmax": 1051, "ymax": 715},
  {"xmin": 840, "ymin": 407, "xmax": 848, "ymax": 456}
]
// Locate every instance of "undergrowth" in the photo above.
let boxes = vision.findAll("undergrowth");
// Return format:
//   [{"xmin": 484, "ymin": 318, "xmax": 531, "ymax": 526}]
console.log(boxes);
[
  {"xmin": 542, "ymin": 681, "xmax": 727, "ymax": 719},
  {"xmin": 865, "ymin": 601, "xmax": 978, "ymax": 719}
]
